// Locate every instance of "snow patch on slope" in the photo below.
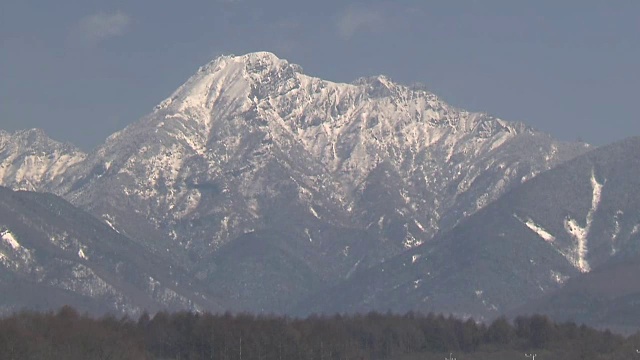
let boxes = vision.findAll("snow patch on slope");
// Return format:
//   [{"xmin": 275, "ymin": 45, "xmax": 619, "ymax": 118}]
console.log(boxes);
[
  {"xmin": 474, "ymin": 289, "xmax": 499, "ymax": 312},
  {"xmin": 402, "ymin": 227, "xmax": 423, "ymax": 249},
  {"xmin": 414, "ymin": 219, "xmax": 426, "ymax": 232},
  {"xmin": 0, "ymin": 228, "xmax": 35, "ymax": 273},
  {"xmin": 611, "ymin": 210, "xmax": 623, "ymax": 255},
  {"xmin": 345, "ymin": 258, "xmax": 362, "ymax": 279},
  {"xmin": 309, "ymin": 206, "xmax": 320, "ymax": 219},
  {"xmin": 562, "ymin": 168, "xmax": 604, "ymax": 273},
  {"xmin": 49, "ymin": 263, "xmax": 136, "ymax": 314},
  {"xmin": 514, "ymin": 214, "xmax": 555, "ymax": 242},
  {"xmin": 102, "ymin": 214, "xmax": 120, "ymax": 233},
  {"xmin": 1, "ymin": 229, "xmax": 21, "ymax": 250},
  {"xmin": 550, "ymin": 270, "xmax": 569, "ymax": 285},
  {"xmin": 148, "ymin": 276, "xmax": 201, "ymax": 310}
]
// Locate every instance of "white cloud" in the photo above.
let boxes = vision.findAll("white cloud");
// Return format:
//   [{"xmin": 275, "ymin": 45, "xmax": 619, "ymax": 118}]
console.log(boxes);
[
  {"xmin": 336, "ymin": 5, "xmax": 385, "ymax": 40},
  {"xmin": 77, "ymin": 11, "xmax": 131, "ymax": 44}
]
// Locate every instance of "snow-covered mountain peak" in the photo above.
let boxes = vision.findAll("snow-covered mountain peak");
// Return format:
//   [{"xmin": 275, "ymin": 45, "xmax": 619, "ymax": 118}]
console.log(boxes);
[
  {"xmin": 238, "ymin": 51, "xmax": 301, "ymax": 73},
  {"xmin": 4, "ymin": 128, "xmax": 65, "ymax": 150},
  {"xmin": 114, "ymin": 52, "xmax": 562, "ymax": 196},
  {"xmin": 0, "ymin": 129, "xmax": 86, "ymax": 192},
  {"xmin": 0, "ymin": 128, "xmax": 84, "ymax": 156},
  {"xmin": 197, "ymin": 51, "xmax": 293, "ymax": 74},
  {"xmin": 0, "ymin": 52, "xmax": 594, "ymax": 314},
  {"xmin": 154, "ymin": 51, "xmax": 514, "ymax": 142},
  {"xmin": 352, "ymin": 74, "xmax": 396, "ymax": 87},
  {"xmin": 146, "ymin": 52, "xmax": 307, "ymax": 148},
  {"xmin": 178, "ymin": 51, "xmax": 302, "ymax": 100}
]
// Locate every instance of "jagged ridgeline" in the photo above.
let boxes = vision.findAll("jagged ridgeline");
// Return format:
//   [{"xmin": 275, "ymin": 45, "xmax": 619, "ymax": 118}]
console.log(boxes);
[
  {"xmin": 303, "ymin": 136, "xmax": 640, "ymax": 328},
  {"xmin": 0, "ymin": 52, "xmax": 589, "ymax": 316}
]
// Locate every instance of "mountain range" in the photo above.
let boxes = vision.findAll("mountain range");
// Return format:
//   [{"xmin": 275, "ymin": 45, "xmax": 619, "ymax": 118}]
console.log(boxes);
[
  {"xmin": 3, "ymin": 51, "xmax": 636, "ymax": 328},
  {"xmin": 299, "ymin": 136, "xmax": 640, "ymax": 323},
  {"xmin": 0, "ymin": 185, "xmax": 223, "ymax": 314}
]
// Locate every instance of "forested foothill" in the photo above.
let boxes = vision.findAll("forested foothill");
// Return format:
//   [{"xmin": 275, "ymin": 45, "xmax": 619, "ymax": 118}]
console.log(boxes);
[{"xmin": 0, "ymin": 307, "xmax": 639, "ymax": 359}]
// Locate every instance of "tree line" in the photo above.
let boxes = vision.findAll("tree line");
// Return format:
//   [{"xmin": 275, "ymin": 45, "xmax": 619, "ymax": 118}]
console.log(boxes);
[{"xmin": 0, "ymin": 306, "xmax": 638, "ymax": 359}]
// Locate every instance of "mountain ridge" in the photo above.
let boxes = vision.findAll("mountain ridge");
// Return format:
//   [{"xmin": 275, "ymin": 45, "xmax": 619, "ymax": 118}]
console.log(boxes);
[
  {"xmin": 0, "ymin": 51, "xmax": 591, "ymax": 314},
  {"xmin": 297, "ymin": 136, "xmax": 640, "ymax": 322},
  {"xmin": 0, "ymin": 185, "xmax": 226, "ymax": 315},
  {"xmin": 0, "ymin": 128, "xmax": 86, "ymax": 193}
]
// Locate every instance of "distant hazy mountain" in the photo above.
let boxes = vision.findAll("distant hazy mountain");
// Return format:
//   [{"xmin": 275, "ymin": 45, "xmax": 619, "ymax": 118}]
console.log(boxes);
[
  {"xmin": 0, "ymin": 186, "xmax": 224, "ymax": 315},
  {"xmin": 299, "ymin": 137, "xmax": 640, "ymax": 321},
  {"xmin": 0, "ymin": 129, "xmax": 85, "ymax": 192},
  {"xmin": 0, "ymin": 52, "xmax": 589, "ymax": 313}
]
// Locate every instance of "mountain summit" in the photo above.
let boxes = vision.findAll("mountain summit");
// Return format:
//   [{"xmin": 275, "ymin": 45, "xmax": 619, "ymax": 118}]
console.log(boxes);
[
  {"xmin": 0, "ymin": 52, "xmax": 589, "ymax": 313},
  {"xmin": 0, "ymin": 129, "xmax": 86, "ymax": 193}
]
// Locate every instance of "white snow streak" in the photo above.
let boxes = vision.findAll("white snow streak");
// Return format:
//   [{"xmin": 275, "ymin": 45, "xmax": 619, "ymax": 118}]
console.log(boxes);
[
  {"xmin": 102, "ymin": 214, "xmax": 120, "ymax": 233},
  {"xmin": 562, "ymin": 169, "xmax": 604, "ymax": 273},
  {"xmin": 1, "ymin": 230, "xmax": 20, "ymax": 250},
  {"xmin": 413, "ymin": 219, "xmax": 426, "ymax": 232},
  {"xmin": 525, "ymin": 219, "xmax": 555, "ymax": 242},
  {"xmin": 514, "ymin": 214, "xmax": 555, "ymax": 242},
  {"xmin": 345, "ymin": 258, "xmax": 362, "ymax": 279},
  {"xmin": 611, "ymin": 210, "xmax": 623, "ymax": 255}
]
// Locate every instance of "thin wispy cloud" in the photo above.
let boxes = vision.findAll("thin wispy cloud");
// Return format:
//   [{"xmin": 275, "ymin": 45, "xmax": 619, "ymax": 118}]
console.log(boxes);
[
  {"xmin": 76, "ymin": 11, "xmax": 131, "ymax": 45},
  {"xmin": 336, "ymin": 5, "xmax": 385, "ymax": 40}
]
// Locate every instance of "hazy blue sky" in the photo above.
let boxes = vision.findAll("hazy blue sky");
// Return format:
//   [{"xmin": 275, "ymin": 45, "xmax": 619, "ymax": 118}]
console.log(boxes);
[{"xmin": 1, "ymin": 1, "xmax": 638, "ymax": 150}]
